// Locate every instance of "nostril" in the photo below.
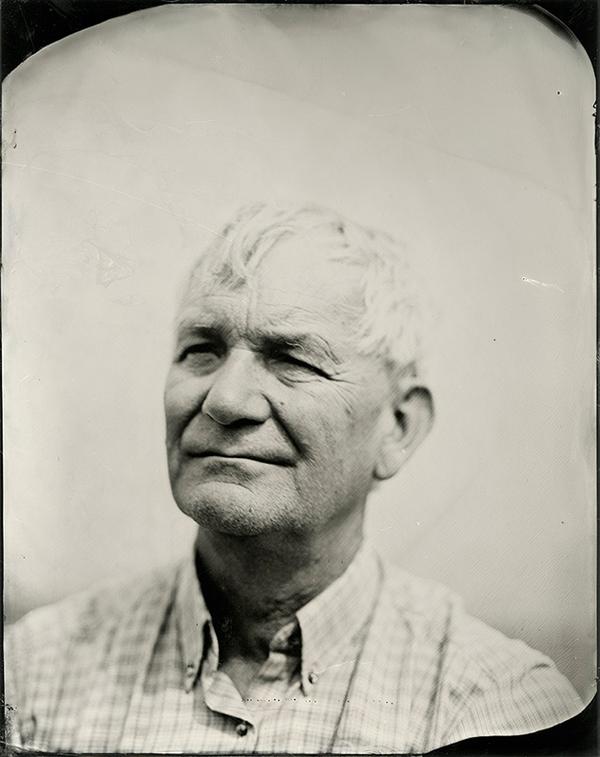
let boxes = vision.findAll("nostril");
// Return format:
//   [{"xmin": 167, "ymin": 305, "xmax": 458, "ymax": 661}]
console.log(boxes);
[
  {"xmin": 210, "ymin": 416, "xmax": 261, "ymax": 430},
  {"xmin": 202, "ymin": 395, "xmax": 270, "ymax": 426},
  {"xmin": 201, "ymin": 386, "xmax": 270, "ymax": 426}
]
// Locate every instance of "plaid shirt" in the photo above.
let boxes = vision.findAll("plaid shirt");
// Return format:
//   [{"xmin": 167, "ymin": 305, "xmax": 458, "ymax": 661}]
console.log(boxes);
[{"xmin": 5, "ymin": 543, "xmax": 582, "ymax": 754}]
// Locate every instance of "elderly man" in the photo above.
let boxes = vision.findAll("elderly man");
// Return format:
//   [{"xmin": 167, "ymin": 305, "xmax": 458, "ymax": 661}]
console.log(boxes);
[{"xmin": 6, "ymin": 204, "xmax": 582, "ymax": 753}]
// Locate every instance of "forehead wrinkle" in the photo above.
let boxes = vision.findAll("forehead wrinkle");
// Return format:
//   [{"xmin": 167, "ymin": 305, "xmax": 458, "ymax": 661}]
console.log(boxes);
[
  {"xmin": 175, "ymin": 293, "xmax": 245, "ymax": 343},
  {"xmin": 186, "ymin": 272, "xmax": 260, "ymax": 334},
  {"xmin": 175, "ymin": 307, "xmax": 343, "ymax": 367},
  {"xmin": 258, "ymin": 292, "xmax": 365, "ymax": 322},
  {"xmin": 177, "ymin": 274, "xmax": 361, "ymax": 364},
  {"xmin": 245, "ymin": 275, "xmax": 260, "ymax": 336},
  {"xmin": 256, "ymin": 301, "xmax": 365, "ymax": 357}
]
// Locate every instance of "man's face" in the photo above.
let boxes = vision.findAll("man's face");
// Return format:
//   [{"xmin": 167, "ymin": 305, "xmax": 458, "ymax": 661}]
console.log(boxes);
[{"xmin": 164, "ymin": 236, "xmax": 397, "ymax": 536}]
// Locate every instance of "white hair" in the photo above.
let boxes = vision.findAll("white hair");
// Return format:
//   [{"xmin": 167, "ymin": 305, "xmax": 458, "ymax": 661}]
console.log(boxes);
[{"xmin": 183, "ymin": 203, "xmax": 425, "ymax": 378}]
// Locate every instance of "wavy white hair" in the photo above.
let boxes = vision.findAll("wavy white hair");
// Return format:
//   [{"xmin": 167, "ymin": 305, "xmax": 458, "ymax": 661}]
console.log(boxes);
[{"xmin": 183, "ymin": 203, "xmax": 425, "ymax": 378}]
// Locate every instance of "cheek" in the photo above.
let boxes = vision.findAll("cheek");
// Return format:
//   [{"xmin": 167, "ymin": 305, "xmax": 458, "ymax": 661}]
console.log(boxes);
[
  {"xmin": 329, "ymin": 382, "xmax": 383, "ymax": 431},
  {"xmin": 282, "ymin": 390, "xmax": 361, "ymax": 461},
  {"xmin": 320, "ymin": 391, "xmax": 386, "ymax": 461},
  {"xmin": 164, "ymin": 371, "xmax": 207, "ymax": 441}
]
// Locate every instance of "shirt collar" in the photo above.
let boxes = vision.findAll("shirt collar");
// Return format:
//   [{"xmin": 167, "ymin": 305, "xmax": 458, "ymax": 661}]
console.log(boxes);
[
  {"xmin": 175, "ymin": 540, "xmax": 381, "ymax": 694},
  {"xmin": 175, "ymin": 556, "xmax": 211, "ymax": 693},
  {"xmin": 296, "ymin": 541, "xmax": 381, "ymax": 694}
]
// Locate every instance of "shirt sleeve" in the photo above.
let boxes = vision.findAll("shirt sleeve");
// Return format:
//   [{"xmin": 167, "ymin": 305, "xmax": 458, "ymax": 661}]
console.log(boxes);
[{"xmin": 440, "ymin": 653, "xmax": 585, "ymax": 746}]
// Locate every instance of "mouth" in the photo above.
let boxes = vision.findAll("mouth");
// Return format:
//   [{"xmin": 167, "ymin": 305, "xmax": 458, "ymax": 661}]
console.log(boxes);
[{"xmin": 189, "ymin": 450, "xmax": 293, "ymax": 466}]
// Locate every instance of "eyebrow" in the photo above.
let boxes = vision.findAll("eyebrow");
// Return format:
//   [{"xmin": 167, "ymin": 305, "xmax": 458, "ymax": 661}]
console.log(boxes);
[
  {"xmin": 176, "ymin": 321, "xmax": 223, "ymax": 341},
  {"xmin": 259, "ymin": 332, "xmax": 342, "ymax": 366}
]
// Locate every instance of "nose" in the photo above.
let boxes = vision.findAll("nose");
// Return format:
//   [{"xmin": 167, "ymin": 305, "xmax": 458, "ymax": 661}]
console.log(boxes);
[{"xmin": 202, "ymin": 348, "xmax": 271, "ymax": 426}]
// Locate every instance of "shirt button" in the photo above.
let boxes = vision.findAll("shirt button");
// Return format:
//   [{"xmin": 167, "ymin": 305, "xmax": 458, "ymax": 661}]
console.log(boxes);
[
  {"xmin": 308, "ymin": 671, "xmax": 319, "ymax": 684},
  {"xmin": 236, "ymin": 722, "xmax": 249, "ymax": 737}
]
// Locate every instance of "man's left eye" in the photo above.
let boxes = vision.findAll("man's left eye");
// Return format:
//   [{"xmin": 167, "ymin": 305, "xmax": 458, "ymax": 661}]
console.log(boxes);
[
  {"xmin": 273, "ymin": 354, "xmax": 327, "ymax": 378},
  {"xmin": 283, "ymin": 355, "xmax": 314, "ymax": 370}
]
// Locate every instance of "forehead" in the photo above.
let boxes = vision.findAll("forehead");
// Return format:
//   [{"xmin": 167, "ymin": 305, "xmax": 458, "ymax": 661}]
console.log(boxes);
[
  {"xmin": 181, "ymin": 235, "xmax": 364, "ymax": 334},
  {"xmin": 256, "ymin": 234, "xmax": 361, "ymax": 305}
]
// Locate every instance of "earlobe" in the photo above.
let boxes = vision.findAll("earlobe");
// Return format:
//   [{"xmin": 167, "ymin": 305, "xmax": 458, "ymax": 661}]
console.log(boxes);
[{"xmin": 374, "ymin": 385, "xmax": 434, "ymax": 481}]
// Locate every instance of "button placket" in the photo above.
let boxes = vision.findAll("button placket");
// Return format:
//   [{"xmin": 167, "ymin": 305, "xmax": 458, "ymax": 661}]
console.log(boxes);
[{"xmin": 184, "ymin": 662, "xmax": 197, "ymax": 693}]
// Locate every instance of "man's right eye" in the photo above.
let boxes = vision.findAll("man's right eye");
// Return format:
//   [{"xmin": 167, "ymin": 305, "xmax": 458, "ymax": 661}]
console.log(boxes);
[{"xmin": 179, "ymin": 344, "xmax": 220, "ymax": 364}]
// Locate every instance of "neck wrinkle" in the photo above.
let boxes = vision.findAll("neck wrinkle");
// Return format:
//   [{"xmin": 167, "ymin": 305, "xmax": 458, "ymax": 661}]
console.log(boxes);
[{"xmin": 192, "ymin": 517, "xmax": 364, "ymax": 662}]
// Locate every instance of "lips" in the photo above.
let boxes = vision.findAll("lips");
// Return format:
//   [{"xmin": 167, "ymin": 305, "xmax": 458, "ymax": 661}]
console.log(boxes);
[{"xmin": 185, "ymin": 448, "xmax": 293, "ymax": 466}]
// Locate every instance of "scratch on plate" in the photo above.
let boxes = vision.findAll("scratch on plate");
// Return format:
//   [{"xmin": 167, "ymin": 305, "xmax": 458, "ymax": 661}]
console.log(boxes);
[
  {"xmin": 316, "ymin": 659, "xmax": 356, "ymax": 674},
  {"xmin": 110, "ymin": 293, "xmax": 145, "ymax": 306},
  {"xmin": 92, "ymin": 245, "xmax": 135, "ymax": 287},
  {"xmin": 4, "ymin": 161, "xmax": 224, "ymax": 238},
  {"xmin": 521, "ymin": 276, "xmax": 564, "ymax": 293},
  {"xmin": 120, "ymin": 115, "xmax": 185, "ymax": 135}
]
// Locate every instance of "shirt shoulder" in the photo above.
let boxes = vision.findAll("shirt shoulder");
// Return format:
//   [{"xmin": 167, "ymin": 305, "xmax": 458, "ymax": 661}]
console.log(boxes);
[
  {"xmin": 8, "ymin": 560, "xmax": 181, "ymax": 652},
  {"xmin": 5, "ymin": 561, "xmax": 183, "ymax": 747},
  {"xmin": 379, "ymin": 563, "xmax": 583, "ymax": 747}
]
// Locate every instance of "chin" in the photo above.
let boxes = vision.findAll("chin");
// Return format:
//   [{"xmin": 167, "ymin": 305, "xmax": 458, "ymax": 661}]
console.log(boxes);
[{"xmin": 173, "ymin": 480, "xmax": 293, "ymax": 536}]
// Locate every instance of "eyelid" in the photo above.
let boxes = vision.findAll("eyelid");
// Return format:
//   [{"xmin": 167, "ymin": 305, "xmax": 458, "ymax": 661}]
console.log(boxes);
[
  {"xmin": 178, "ymin": 341, "xmax": 220, "ymax": 360},
  {"xmin": 275, "ymin": 352, "xmax": 330, "ymax": 379},
  {"xmin": 284, "ymin": 353, "xmax": 312, "ymax": 367}
]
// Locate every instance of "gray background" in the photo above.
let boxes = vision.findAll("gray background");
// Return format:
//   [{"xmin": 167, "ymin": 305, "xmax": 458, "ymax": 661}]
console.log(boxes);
[{"xmin": 3, "ymin": 3, "xmax": 596, "ymax": 703}]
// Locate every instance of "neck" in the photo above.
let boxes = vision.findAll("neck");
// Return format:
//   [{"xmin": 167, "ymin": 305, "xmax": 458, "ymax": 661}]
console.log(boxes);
[{"xmin": 194, "ymin": 510, "xmax": 364, "ymax": 663}]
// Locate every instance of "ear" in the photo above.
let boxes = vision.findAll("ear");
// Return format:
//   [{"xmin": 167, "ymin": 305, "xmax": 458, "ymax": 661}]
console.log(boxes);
[{"xmin": 374, "ymin": 382, "xmax": 434, "ymax": 481}]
